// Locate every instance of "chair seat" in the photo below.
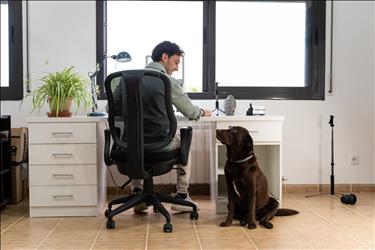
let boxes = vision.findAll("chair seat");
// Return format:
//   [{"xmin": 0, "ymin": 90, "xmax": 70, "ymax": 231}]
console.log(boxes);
[{"xmin": 111, "ymin": 146, "xmax": 181, "ymax": 176}]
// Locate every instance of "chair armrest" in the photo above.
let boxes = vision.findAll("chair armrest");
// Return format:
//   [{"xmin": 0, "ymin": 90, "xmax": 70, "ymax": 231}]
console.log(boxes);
[
  {"xmin": 104, "ymin": 129, "xmax": 114, "ymax": 166},
  {"xmin": 179, "ymin": 126, "xmax": 193, "ymax": 166}
]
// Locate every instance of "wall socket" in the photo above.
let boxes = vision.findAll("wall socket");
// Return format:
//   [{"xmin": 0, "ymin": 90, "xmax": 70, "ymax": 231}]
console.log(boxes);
[{"xmin": 350, "ymin": 155, "xmax": 360, "ymax": 165}]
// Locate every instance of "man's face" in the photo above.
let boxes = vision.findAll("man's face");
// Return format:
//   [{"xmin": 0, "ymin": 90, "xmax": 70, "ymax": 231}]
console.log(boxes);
[{"xmin": 161, "ymin": 53, "xmax": 181, "ymax": 75}]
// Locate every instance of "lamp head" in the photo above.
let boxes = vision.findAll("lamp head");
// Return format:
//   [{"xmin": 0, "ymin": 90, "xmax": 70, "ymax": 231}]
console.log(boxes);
[{"xmin": 110, "ymin": 51, "xmax": 132, "ymax": 62}]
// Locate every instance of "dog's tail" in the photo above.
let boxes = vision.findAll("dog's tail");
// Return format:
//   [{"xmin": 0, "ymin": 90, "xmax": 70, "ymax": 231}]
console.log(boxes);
[{"xmin": 275, "ymin": 208, "xmax": 299, "ymax": 216}]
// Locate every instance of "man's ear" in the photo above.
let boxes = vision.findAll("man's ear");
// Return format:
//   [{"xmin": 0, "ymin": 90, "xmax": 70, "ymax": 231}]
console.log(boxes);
[{"xmin": 161, "ymin": 53, "xmax": 168, "ymax": 63}]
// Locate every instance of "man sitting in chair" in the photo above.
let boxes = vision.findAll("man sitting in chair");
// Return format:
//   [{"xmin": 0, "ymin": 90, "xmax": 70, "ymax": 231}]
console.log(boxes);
[{"xmin": 132, "ymin": 41, "xmax": 212, "ymax": 213}]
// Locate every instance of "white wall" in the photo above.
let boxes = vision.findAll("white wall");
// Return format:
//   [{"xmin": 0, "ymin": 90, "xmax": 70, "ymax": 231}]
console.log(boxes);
[{"xmin": 1, "ymin": 1, "xmax": 374, "ymax": 184}]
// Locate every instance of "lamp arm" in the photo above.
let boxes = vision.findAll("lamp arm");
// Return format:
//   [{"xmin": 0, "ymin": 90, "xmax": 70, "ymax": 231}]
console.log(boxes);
[
  {"xmin": 88, "ymin": 56, "xmax": 108, "ymax": 112},
  {"xmin": 88, "ymin": 56, "xmax": 108, "ymax": 80}
]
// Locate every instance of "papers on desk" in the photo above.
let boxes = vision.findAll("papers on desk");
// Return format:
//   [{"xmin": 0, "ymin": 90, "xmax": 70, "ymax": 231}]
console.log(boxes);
[{"xmin": 253, "ymin": 105, "xmax": 266, "ymax": 115}]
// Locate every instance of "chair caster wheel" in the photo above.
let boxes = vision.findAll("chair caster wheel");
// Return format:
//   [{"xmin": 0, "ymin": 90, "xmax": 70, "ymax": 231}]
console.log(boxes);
[
  {"xmin": 104, "ymin": 209, "xmax": 111, "ymax": 217},
  {"xmin": 163, "ymin": 223, "xmax": 173, "ymax": 233},
  {"xmin": 106, "ymin": 219, "xmax": 115, "ymax": 229},
  {"xmin": 190, "ymin": 211, "xmax": 199, "ymax": 220}
]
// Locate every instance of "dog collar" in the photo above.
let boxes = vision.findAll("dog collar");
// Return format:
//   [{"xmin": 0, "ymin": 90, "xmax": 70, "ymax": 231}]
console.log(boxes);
[{"xmin": 231, "ymin": 154, "xmax": 254, "ymax": 163}]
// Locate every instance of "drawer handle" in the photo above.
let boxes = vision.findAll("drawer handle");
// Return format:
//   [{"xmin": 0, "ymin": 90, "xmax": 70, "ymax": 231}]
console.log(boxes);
[
  {"xmin": 53, "ymin": 174, "xmax": 74, "ymax": 178},
  {"xmin": 52, "ymin": 153, "xmax": 73, "ymax": 158},
  {"xmin": 52, "ymin": 132, "xmax": 73, "ymax": 137},
  {"xmin": 53, "ymin": 195, "xmax": 74, "ymax": 199}
]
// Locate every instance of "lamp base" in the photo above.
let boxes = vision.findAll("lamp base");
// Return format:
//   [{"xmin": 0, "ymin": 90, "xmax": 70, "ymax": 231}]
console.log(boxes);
[{"xmin": 87, "ymin": 111, "xmax": 107, "ymax": 117}]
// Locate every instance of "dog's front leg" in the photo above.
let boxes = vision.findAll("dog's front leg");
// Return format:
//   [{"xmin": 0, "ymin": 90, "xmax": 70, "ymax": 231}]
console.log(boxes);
[
  {"xmin": 247, "ymin": 185, "xmax": 257, "ymax": 229},
  {"xmin": 220, "ymin": 173, "xmax": 236, "ymax": 227}
]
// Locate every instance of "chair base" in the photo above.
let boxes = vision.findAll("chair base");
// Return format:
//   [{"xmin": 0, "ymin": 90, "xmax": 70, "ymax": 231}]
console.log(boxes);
[{"xmin": 105, "ymin": 178, "xmax": 198, "ymax": 232}]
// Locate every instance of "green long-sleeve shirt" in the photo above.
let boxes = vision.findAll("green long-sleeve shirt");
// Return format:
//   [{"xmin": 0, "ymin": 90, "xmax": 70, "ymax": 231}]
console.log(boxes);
[{"xmin": 145, "ymin": 62, "xmax": 201, "ymax": 120}]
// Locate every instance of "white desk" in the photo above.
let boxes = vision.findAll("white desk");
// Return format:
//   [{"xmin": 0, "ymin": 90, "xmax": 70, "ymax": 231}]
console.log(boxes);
[
  {"xmin": 179, "ymin": 115, "xmax": 284, "ymax": 213},
  {"xmin": 27, "ymin": 116, "xmax": 107, "ymax": 217}
]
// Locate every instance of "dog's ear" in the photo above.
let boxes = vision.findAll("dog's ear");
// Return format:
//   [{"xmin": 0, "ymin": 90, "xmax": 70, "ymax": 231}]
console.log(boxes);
[{"xmin": 243, "ymin": 134, "xmax": 253, "ymax": 148}]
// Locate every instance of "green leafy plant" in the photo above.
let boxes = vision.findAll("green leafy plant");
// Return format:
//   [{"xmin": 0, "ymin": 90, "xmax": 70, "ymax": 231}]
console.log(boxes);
[{"xmin": 29, "ymin": 66, "xmax": 93, "ymax": 117}]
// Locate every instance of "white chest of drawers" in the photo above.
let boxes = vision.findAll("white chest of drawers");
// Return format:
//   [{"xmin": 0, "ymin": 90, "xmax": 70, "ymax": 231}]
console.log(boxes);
[{"xmin": 27, "ymin": 116, "xmax": 107, "ymax": 217}]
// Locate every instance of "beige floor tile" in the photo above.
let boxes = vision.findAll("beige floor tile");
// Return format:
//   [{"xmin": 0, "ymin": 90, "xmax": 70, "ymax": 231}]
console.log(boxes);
[
  {"xmin": 147, "ymin": 238, "xmax": 201, "ymax": 250},
  {"xmin": 148, "ymin": 223, "xmax": 197, "ymax": 239},
  {"xmin": 97, "ymin": 224, "xmax": 148, "ymax": 241},
  {"xmin": 8, "ymin": 218, "xmax": 61, "ymax": 231},
  {"xmin": 196, "ymin": 225, "xmax": 248, "ymax": 239},
  {"xmin": 1, "ymin": 220, "xmax": 16, "ymax": 232},
  {"xmin": 1, "ymin": 229, "xmax": 51, "ymax": 242},
  {"xmin": 1, "ymin": 240, "xmax": 41, "ymax": 250},
  {"xmin": 38, "ymin": 240, "xmax": 94, "ymax": 249},
  {"xmin": 305, "ymin": 234, "xmax": 368, "ymax": 249},
  {"xmin": 56, "ymin": 217, "xmax": 104, "ymax": 230},
  {"xmin": 200, "ymin": 238, "xmax": 256, "ymax": 249},
  {"xmin": 252, "ymin": 237, "xmax": 312, "ymax": 249},
  {"xmin": 46, "ymin": 229, "xmax": 100, "ymax": 241},
  {"xmin": 93, "ymin": 240, "xmax": 146, "ymax": 249}
]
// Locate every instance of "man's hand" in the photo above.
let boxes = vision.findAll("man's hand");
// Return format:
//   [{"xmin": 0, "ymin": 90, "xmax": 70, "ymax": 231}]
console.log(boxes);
[{"xmin": 200, "ymin": 108, "xmax": 212, "ymax": 117}]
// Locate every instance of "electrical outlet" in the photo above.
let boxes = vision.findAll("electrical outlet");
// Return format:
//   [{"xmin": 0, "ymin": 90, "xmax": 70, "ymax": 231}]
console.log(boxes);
[{"xmin": 350, "ymin": 155, "xmax": 360, "ymax": 165}]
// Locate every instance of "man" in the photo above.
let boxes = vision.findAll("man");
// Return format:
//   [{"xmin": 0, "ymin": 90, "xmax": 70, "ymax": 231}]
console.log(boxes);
[{"xmin": 132, "ymin": 41, "xmax": 211, "ymax": 213}]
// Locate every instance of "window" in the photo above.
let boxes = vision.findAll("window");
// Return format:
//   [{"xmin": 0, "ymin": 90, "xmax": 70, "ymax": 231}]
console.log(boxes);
[
  {"xmin": 0, "ymin": 0, "xmax": 23, "ymax": 100},
  {"xmin": 97, "ymin": 1, "xmax": 325, "ymax": 100}
]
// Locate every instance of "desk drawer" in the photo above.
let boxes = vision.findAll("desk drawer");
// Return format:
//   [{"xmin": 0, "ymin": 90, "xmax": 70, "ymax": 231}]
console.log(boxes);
[
  {"xmin": 216, "ymin": 121, "xmax": 282, "ymax": 142},
  {"xmin": 29, "ymin": 165, "xmax": 97, "ymax": 185},
  {"xmin": 29, "ymin": 123, "xmax": 96, "ymax": 144},
  {"xmin": 29, "ymin": 144, "xmax": 97, "ymax": 165},
  {"xmin": 30, "ymin": 186, "xmax": 97, "ymax": 206}
]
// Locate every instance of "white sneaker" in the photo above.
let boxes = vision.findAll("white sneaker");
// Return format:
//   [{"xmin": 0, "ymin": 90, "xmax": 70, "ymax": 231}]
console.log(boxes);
[{"xmin": 171, "ymin": 193, "xmax": 199, "ymax": 212}]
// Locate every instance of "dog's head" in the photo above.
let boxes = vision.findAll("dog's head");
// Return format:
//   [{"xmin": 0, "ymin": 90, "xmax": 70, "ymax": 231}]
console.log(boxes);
[{"xmin": 216, "ymin": 126, "xmax": 254, "ymax": 162}]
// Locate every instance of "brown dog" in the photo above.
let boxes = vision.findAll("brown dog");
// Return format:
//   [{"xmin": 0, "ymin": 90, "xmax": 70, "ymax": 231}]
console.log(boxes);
[{"xmin": 216, "ymin": 126, "xmax": 298, "ymax": 229}]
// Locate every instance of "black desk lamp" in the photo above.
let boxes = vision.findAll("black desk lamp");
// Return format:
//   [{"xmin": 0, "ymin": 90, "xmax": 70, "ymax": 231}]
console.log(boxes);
[{"xmin": 87, "ymin": 51, "xmax": 132, "ymax": 116}]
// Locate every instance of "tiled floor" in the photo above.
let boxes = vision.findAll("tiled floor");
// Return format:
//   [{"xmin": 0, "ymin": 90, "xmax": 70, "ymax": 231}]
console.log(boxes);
[{"xmin": 1, "ymin": 192, "xmax": 374, "ymax": 249}]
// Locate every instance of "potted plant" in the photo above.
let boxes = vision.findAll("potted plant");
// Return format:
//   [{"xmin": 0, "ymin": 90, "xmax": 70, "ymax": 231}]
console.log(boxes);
[{"xmin": 29, "ymin": 66, "xmax": 93, "ymax": 117}]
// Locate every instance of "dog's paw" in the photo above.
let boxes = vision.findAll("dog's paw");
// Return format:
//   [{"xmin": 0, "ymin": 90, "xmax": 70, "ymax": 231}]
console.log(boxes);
[
  {"xmin": 247, "ymin": 223, "xmax": 257, "ymax": 230},
  {"xmin": 260, "ymin": 221, "xmax": 273, "ymax": 229},
  {"xmin": 220, "ymin": 221, "xmax": 231, "ymax": 227},
  {"xmin": 240, "ymin": 220, "xmax": 247, "ymax": 227}
]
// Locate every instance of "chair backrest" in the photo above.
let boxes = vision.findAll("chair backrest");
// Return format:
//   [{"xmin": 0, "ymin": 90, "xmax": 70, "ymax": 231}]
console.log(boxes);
[{"xmin": 104, "ymin": 70, "xmax": 177, "ymax": 179}]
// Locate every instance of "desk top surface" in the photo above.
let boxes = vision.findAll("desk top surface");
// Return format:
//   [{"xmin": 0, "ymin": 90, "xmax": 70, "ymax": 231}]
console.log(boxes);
[
  {"xmin": 26, "ymin": 115, "xmax": 284, "ymax": 123},
  {"xmin": 26, "ymin": 116, "xmax": 107, "ymax": 123},
  {"xmin": 178, "ymin": 115, "xmax": 285, "ymax": 122}
]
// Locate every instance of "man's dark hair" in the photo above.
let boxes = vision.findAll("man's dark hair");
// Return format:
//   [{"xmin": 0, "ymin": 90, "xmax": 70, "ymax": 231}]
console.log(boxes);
[{"xmin": 151, "ymin": 41, "xmax": 184, "ymax": 62}]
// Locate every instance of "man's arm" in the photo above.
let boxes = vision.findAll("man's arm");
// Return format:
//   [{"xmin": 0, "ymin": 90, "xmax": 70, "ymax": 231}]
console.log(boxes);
[{"xmin": 170, "ymin": 78, "xmax": 201, "ymax": 120}]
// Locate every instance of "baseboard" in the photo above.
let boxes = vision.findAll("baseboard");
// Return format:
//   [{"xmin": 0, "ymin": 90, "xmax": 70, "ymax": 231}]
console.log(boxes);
[
  {"xmin": 107, "ymin": 183, "xmax": 374, "ymax": 196},
  {"xmin": 283, "ymin": 183, "xmax": 375, "ymax": 193}
]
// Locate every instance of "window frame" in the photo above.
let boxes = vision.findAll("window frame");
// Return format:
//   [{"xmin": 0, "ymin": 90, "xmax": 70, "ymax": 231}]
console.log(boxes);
[
  {"xmin": 0, "ymin": 0, "xmax": 23, "ymax": 101},
  {"xmin": 97, "ymin": 0, "xmax": 325, "ymax": 100}
]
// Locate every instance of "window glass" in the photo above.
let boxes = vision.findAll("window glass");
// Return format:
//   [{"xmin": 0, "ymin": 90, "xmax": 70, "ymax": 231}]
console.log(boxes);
[
  {"xmin": 216, "ymin": 2, "xmax": 306, "ymax": 87},
  {"xmin": 1, "ymin": 1, "xmax": 9, "ymax": 87},
  {"xmin": 107, "ymin": 1, "xmax": 203, "ymax": 92}
]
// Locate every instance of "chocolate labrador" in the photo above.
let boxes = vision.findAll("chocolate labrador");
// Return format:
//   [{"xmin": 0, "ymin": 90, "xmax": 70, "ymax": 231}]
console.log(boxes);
[{"xmin": 216, "ymin": 126, "xmax": 298, "ymax": 229}]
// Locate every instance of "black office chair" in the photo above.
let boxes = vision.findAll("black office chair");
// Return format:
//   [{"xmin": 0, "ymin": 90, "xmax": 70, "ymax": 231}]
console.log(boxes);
[{"xmin": 103, "ymin": 69, "xmax": 198, "ymax": 232}]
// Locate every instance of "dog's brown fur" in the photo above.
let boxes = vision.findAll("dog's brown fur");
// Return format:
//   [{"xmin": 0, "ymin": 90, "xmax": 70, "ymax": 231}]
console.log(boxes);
[{"xmin": 216, "ymin": 126, "xmax": 298, "ymax": 229}]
